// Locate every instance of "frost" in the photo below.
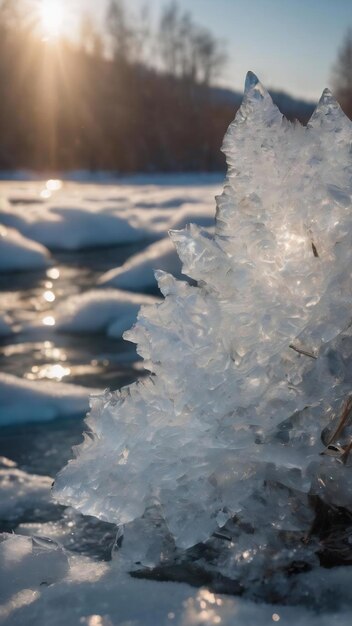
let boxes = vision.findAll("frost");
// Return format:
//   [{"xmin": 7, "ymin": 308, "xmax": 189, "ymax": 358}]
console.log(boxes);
[{"xmin": 54, "ymin": 73, "xmax": 352, "ymax": 591}]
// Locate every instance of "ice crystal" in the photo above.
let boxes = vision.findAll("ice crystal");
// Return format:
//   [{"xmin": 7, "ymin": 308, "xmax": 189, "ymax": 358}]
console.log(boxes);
[{"xmin": 54, "ymin": 73, "xmax": 352, "ymax": 587}]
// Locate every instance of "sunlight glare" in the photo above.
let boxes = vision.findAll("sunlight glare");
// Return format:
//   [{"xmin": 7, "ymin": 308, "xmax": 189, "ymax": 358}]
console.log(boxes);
[
  {"xmin": 26, "ymin": 363, "xmax": 71, "ymax": 381},
  {"xmin": 47, "ymin": 267, "xmax": 60, "ymax": 279},
  {"xmin": 46, "ymin": 179, "xmax": 63, "ymax": 191},
  {"xmin": 43, "ymin": 290, "xmax": 56, "ymax": 302},
  {"xmin": 40, "ymin": 1, "xmax": 64, "ymax": 40},
  {"xmin": 42, "ymin": 315, "xmax": 56, "ymax": 326},
  {"xmin": 39, "ymin": 363, "xmax": 71, "ymax": 381}
]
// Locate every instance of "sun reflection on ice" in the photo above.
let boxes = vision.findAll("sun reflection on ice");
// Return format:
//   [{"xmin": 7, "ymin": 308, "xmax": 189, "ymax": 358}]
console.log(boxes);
[
  {"xmin": 46, "ymin": 179, "xmax": 62, "ymax": 191},
  {"xmin": 86, "ymin": 616, "xmax": 105, "ymax": 626},
  {"xmin": 43, "ymin": 290, "xmax": 56, "ymax": 303},
  {"xmin": 42, "ymin": 315, "xmax": 56, "ymax": 326},
  {"xmin": 42, "ymin": 343, "xmax": 67, "ymax": 362},
  {"xmin": 27, "ymin": 363, "xmax": 71, "ymax": 381},
  {"xmin": 40, "ymin": 179, "xmax": 63, "ymax": 199},
  {"xmin": 47, "ymin": 267, "xmax": 60, "ymax": 280},
  {"xmin": 183, "ymin": 589, "xmax": 226, "ymax": 625}
]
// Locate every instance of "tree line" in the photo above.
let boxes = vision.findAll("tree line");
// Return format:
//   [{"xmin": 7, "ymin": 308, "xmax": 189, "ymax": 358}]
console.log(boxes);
[
  {"xmin": 0, "ymin": 0, "xmax": 232, "ymax": 172},
  {"xmin": 0, "ymin": 0, "xmax": 349, "ymax": 173}
]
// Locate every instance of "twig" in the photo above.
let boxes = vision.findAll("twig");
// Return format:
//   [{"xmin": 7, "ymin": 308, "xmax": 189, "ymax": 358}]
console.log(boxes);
[
  {"xmin": 326, "ymin": 396, "xmax": 352, "ymax": 446},
  {"xmin": 289, "ymin": 344, "xmax": 317, "ymax": 359}
]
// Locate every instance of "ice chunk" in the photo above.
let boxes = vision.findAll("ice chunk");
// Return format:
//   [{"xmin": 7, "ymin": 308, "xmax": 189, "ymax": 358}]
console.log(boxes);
[{"xmin": 54, "ymin": 74, "xmax": 352, "ymax": 585}]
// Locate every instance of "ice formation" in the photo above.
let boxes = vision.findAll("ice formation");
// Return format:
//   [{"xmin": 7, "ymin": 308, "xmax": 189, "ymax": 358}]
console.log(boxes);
[{"xmin": 54, "ymin": 73, "xmax": 352, "ymax": 589}]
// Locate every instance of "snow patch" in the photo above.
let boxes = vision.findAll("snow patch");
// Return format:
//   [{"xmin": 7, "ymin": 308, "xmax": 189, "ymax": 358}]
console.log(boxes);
[
  {"xmin": 0, "ymin": 373, "xmax": 99, "ymax": 425},
  {"xmin": 0, "ymin": 225, "xmax": 49, "ymax": 272},
  {"xmin": 55, "ymin": 289, "xmax": 159, "ymax": 337},
  {"xmin": 99, "ymin": 238, "xmax": 182, "ymax": 292}
]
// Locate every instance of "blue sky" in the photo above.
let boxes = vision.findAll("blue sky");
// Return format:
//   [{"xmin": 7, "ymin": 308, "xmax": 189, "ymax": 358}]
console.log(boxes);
[{"xmin": 73, "ymin": 0, "xmax": 352, "ymax": 101}]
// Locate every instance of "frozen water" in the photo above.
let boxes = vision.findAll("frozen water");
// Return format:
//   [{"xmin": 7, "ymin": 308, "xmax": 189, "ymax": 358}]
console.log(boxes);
[
  {"xmin": 0, "ymin": 314, "xmax": 12, "ymax": 337},
  {"xmin": 53, "ymin": 74, "xmax": 352, "ymax": 599}
]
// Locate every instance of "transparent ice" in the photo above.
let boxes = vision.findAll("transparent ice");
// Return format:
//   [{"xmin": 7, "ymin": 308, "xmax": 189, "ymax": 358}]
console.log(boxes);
[{"xmin": 54, "ymin": 73, "xmax": 352, "ymax": 592}]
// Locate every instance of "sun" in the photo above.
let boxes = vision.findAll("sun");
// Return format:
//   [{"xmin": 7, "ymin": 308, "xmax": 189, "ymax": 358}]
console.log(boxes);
[{"xmin": 39, "ymin": 0, "xmax": 65, "ymax": 40}]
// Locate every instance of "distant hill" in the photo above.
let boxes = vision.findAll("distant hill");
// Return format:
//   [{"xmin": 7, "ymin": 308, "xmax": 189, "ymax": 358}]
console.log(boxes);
[{"xmin": 211, "ymin": 86, "xmax": 315, "ymax": 124}]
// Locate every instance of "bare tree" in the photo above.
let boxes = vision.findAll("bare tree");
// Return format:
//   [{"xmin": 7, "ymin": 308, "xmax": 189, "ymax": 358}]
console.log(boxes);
[
  {"xmin": 193, "ymin": 29, "xmax": 227, "ymax": 85},
  {"xmin": 134, "ymin": 4, "xmax": 152, "ymax": 66},
  {"xmin": 106, "ymin": 0, "xmax": 131, "ymax": 63},
  {"xmin": 332, "ymin": 28, "xmax": 352, "ymax": 118},
  {"xmin": 80, "ymin": 12, "xmax": 104, "ymax": 58},
  {"xmin": 159, "ymin": 1, "xmax": 183, "ymax": 76},
  {"xmin": 158, "ymin": 1, "xmax": 226, "ymax": 85},
  {"xmin": 106, "ymin": 0, "xmax": 151, "ymax": 66}
]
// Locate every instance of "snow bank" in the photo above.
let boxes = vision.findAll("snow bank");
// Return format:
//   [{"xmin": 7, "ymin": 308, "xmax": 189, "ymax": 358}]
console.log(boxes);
[
  {"xmin": 99, "ymin": 238, "xmax": 182, "ymax": 292},
  {"xmin": 0, "ymin": 373, "xmax": 99, "ymax": 425},
  {"xmin": 56, "ymin": 289, "xmax": 159, "ymax": 337},
  {"xmin": 0, "ymin": 224, "xmax": 49, "ymax": 272}
]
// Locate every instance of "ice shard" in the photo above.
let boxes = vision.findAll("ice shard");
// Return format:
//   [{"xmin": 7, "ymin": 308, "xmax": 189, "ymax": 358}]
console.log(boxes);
[{"xmin": 53, "ymin": 74, "xmax": 352, "ymax": 575}]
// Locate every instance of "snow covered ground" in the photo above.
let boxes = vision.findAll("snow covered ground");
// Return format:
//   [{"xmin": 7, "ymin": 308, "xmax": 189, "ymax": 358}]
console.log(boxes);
[
  {"xmin": 1, "ymin": 531, "xmax": 351, "ymax": 626},
  {"xmin": 0, "ymin": 373, "xmax": 98, "ymax": 426},
  {"xmin": 0, "ymin": 176, "xmax": 217, "ymax": 253},
  {"xmin": 99, "ymin": 237, "xmax": 183, "ymax": 292},
  {"xmin": 55, "ymin": 289, "xmax": 159, "ymax": 337},
  {"xmin": 0, "ymin": 224, "xmax": 49, "ymax": 273}
]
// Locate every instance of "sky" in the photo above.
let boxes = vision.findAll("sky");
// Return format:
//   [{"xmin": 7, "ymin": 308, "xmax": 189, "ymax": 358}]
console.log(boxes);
[{"xmin": 71, "ymin": 0, "xmax": 352, "ymax": 102}]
